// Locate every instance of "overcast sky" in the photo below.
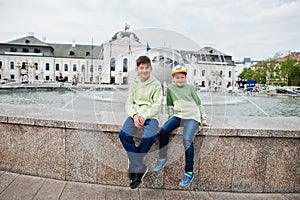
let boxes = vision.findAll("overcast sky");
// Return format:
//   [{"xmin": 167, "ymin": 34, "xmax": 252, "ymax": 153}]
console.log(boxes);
[{"xmin": 0, "ymin": 0, "xmax": 299, "ymax": 60}]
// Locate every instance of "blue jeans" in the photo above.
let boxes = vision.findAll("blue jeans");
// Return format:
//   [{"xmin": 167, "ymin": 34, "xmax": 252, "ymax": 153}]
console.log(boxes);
[
  {"xmin": 119, "ymin": 116, "xmax": 158, "ymax": 173},
  {"xmin": 159, "ymin": 116, "xmax": 199, "ymax": 172}
]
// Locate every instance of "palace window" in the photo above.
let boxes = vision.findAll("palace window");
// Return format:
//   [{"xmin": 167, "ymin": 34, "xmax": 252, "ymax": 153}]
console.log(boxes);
[
  {"xmin": 64, "ymin": 64, "xmax": 68, "ymax": 71},
  {"xmin": 34, "ymin": 63, "xmax": 38, "ymax": 70},
  {"xmin": 45, "ymin": 63, "xmax": 50, "ymax": 71},
  {"xmin": 73, "ymin": 64, "xmax": 77, "ymax": 72},
  {"xmin": 110, "ymin": 58, "xmax": 116, "ymax": 71},
  {"xmin": 123, "ymin": 58, "xmax": 128, "ymax": 72},
  {"xmin": 10, "ymin": 62, "xmax": 14, "ymax": 70},
  {"xmin": 202, "ymin": 70, "xmax": 205, "ymax": 77}
]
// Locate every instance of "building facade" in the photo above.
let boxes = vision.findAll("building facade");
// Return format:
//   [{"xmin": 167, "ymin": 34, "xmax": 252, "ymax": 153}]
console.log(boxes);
[{"xmin": 0, "ymin": 31, "xmax": 235, "ymax": 91}]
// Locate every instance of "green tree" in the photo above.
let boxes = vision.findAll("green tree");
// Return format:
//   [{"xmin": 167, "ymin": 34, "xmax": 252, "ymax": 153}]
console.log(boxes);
[
  {"xmin": 280, "ymin": 58, "xmax": 300, "ymax": 86},
  {"xmin": 253, "ymin": 61, "xmax": 267, "ymax": 84},
  {"xmin": 237, "ymin": 57, "xmax": 300, "ymax": 86},
  {"xmin": 289, "ymin": 61, "xmax": 300, "ymax": 86},
  {"xmin": 238, "ymin": 67, "xmax": 253, "ymax": 80}
]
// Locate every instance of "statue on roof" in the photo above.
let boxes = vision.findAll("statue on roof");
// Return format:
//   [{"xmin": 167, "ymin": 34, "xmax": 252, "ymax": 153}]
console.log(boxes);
[{"xmin": 111, "ymin": 30, "xmax": 140, "ymax": 42}]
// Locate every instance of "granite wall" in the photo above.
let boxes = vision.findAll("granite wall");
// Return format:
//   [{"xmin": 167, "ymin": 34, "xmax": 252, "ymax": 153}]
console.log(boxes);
[{"xmin": 0, "ymin": 116, "xmax": 299, "ymax": 193}]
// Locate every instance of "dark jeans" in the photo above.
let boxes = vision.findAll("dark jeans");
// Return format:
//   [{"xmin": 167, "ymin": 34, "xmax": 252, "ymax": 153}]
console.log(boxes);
[
  {"xmin": 159, "ymin": 116, "xmax": 199, "ymax": 172},
  {"xmin": 119, "ymin": 117, "xmax": 158, "ymax": 172}
]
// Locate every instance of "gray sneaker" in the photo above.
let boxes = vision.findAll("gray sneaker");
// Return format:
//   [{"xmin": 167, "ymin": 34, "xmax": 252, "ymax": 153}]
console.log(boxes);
[
  {"xmin": 179, "ymin": 172, "xmax": 194, "ymax": 188},
  {"xmin": 153, "ymin": 158, "xmax": 167, "ymax": 172}
]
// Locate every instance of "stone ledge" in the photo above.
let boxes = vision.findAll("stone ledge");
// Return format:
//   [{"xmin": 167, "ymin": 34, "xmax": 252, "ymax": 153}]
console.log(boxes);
[
  {"xmin": 0, "ymin": 115, "xmax": 299, "ymax": 193},
  {"xmin": 2, "ymin": 115, "xmax": 300, "ymax": 138}
]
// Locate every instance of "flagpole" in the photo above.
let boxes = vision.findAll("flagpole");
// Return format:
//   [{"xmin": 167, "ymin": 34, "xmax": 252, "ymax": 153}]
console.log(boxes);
[{"xmin": 128, "ymin": 35, "xmax": 131, "ymax": 85}]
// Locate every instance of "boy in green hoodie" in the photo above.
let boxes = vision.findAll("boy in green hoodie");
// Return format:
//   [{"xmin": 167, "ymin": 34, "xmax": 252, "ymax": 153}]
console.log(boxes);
[
  {"xmin": 119, "ymin": 55, "xmax": 163, "ymax": 189},
  {"xmin": 154, "ymin": 64, "xmax": 210, "ymax": 188}
]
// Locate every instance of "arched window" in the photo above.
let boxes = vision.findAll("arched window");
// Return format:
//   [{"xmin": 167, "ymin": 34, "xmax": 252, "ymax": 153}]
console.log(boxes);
[
  {"xmin": 201, "ymin": 81, "xmax": 205, "ymax": 87},
  {"xmin": 110, "ymin": 58, "xmax": 116, "ymax": 71},
  {"xmin": 123, "ymin": 58, "xmax": 128, "ymax": 72}
]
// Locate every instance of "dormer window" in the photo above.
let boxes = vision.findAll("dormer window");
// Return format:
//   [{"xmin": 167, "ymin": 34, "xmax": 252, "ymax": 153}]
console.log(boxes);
[
  {"xmin": 69, "ymin": 51, "xmax": 75, "ymax": 56},
  {"xmin": 86, "ymin": 52, "xmax": 90, "ymax": 56},
  {"xmin": 209, "ymin": 50, "xmax": 213, "ymax": 54},
  {"xmin": 10, "ymin": 47, "xmax": 17, "ymax": 52},
  {"xmin": 25, "ymin": 39, "xmax": 30, "ymax": 43}
]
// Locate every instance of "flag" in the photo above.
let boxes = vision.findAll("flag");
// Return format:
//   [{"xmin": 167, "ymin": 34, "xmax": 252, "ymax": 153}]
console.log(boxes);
[
  {"xmin": 146, "ymin": 42, "xmax": 151, "ymax": 51},
  {"xmin": 125, "ymin": 23, "xmax": 130, "ymax": 31}
]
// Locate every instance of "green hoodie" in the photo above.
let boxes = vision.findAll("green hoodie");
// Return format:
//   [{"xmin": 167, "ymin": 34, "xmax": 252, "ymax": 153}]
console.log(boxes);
[
  {"xmin": 126, "ymin": 75, "xmax": 163, "ymax": 120},
  {"xmin": 167, "ymin": 83, "xmax": 207, "ymax": 123}
]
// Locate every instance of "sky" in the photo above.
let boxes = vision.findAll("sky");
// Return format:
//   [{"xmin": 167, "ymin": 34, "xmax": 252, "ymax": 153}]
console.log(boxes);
[{"xmin": 0, "ymin": 0, "xmax": 299, "ymax": 61}]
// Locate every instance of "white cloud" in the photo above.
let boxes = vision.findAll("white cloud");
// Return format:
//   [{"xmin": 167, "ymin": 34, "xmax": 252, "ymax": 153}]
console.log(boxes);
[{"xmin": 0, "ymin": 0, "xmax": 299, "ymax": 60}]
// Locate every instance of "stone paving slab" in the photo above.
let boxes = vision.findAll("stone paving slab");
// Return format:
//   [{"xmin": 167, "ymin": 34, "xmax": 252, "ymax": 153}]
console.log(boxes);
[
  {"xmin": 60, "ymin": 182, "xmax": 106, "ymax": 200},
  {"xmin": 0, "ymin": 173, "xmax": 44, "ymax": 200},
  {"xmin": 0, "ymin": 172, "xmax": 300, "ymax": 200},
  {"xmin": 33, "ymin": 179, "xmax": 66, "ymax": 200},
  {"xmin": 0, "ymin": 171, "xmax": 19, "ymax": 194}
]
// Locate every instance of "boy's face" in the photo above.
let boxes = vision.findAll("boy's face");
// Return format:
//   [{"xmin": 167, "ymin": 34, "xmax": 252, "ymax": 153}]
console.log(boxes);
[
  {"xmin": 136, "ymin": 63, "xmax": 152, "ymax": 82},
  {"xmin": 172, "ymin": 73, "xmax": 186, "ymax": 86}
]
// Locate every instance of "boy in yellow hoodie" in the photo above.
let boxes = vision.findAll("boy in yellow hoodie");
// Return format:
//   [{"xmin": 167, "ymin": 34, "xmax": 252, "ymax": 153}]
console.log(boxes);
[{"xmin": 119, "ymin": 56, "xmax": 163, "ymax": 189}]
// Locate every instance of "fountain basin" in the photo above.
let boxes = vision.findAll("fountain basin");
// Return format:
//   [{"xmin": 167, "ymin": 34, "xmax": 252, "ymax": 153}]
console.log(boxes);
[{"xmin": 0, "ymin": 114, "xmax": 299, "ymax": 193}]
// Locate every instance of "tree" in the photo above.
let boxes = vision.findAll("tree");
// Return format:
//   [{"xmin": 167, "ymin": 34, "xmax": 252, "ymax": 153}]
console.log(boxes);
[
  {"xmin": 280, "ymin": 57, "xmax": 300, "ymax": 86},
  {"xmin": 289, "ymin": 61, "xmax": 300, "ymax": 86},
  {"xmin": 238, "ymin": 67, "xmax": 253, "ymax": 80},
  {"xmin": 237, "ymin": 56, "xmax": 300, "ymax": 86}
]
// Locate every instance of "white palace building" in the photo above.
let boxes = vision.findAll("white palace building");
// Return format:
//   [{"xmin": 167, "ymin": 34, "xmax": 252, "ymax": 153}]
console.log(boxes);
[{"xmin": 0, "ymin": 31, "xmax": 236, "ymax": 91}]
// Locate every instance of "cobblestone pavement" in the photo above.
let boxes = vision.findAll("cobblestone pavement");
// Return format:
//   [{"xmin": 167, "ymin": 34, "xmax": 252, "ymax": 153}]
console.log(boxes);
[{"xmin": 1, "ymin": 171, "xmax": 299, "ymax": 200}]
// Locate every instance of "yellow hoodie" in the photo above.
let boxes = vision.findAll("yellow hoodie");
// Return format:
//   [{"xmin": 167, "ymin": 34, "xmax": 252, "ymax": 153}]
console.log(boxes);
[{"xmin": 126, "ymin": 75, "xmax": 163, "ymax": 120}]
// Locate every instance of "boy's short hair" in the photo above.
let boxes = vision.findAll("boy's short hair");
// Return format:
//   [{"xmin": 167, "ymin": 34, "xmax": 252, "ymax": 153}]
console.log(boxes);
[{"xmin": 136, "ymin": 56, "xmax": 151, "ymax": 67}]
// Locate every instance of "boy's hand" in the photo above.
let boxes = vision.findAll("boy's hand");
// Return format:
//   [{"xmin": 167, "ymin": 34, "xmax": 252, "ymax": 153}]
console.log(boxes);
[{"xmin": 133, "ymin": 115, "xmax": 145, "ymax": 128}]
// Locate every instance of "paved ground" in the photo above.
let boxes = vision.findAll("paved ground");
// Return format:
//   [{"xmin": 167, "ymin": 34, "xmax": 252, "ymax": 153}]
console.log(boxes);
[{"xmin": 0, "ymin": 171, "xmax": 299, "ymax": 200}]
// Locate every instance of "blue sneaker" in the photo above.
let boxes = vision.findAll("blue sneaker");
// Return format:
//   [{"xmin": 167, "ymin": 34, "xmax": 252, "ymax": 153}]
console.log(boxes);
[
  {"xmin": 153, "ymin": 158, "xmax": 167, "ymax": 172},
  {"xmin": 179, "ymin": 172, "xmax": 194, "ymax": 188}
]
